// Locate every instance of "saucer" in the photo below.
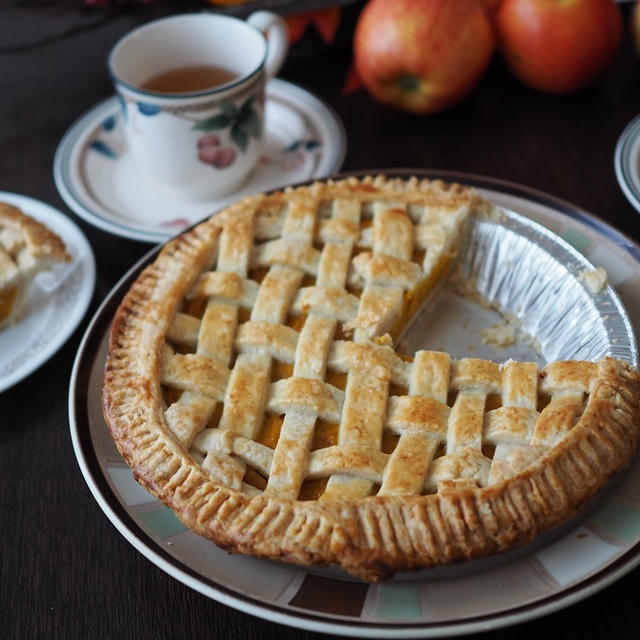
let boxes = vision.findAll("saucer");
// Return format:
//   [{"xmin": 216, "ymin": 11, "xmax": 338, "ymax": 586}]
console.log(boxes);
[
  {"xmin": 54, "ymin": 79, "xmax": 346, "ymax": 243},
  {"xmin": 614, "ymin": 113, "xmax": 640, "ymax": 214},
  {"xmin": 0, "ymin": 191, "xmax": 95, "ymax": 392}
]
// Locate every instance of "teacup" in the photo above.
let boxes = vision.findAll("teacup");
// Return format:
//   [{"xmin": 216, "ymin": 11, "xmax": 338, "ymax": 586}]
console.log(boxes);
[{"xmin": 108, "ymin": 11, "xmax": 289, "ymax": 200}]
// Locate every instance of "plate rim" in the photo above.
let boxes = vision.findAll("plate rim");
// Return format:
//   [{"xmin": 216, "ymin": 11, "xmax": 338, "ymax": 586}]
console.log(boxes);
[
  {"xmin": 0, "ymin": 191, "xmax": 96, "ymax": 392},
  {"xmin": 53, "ymin": 78, "xmax": 346, "ymax": 244},
  {"xmin": 614, "ymin": 113, "xmax": 640, "ymax": 215},
  {"xmin": 68, "ymin": 170, "xmax": 640, "ymax": 637}
]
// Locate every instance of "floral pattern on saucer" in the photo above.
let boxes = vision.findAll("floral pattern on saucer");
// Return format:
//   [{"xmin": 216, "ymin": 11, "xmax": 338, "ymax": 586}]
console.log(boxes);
[{"xmin": 88, "ymin": 115, "xmax": 120, "ymax": 159}]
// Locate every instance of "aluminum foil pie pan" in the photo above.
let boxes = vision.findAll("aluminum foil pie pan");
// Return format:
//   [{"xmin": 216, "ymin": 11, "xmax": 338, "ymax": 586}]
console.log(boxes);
[{"xmin": 403, "ymin": 206, "xmax": 638, "ymax": 369}]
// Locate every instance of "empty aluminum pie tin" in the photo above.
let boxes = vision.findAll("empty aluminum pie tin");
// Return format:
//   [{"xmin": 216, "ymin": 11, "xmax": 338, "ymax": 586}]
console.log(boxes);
[{"xmin": 403, "ymin": 206, "xmax": 638, "ymax": 369}]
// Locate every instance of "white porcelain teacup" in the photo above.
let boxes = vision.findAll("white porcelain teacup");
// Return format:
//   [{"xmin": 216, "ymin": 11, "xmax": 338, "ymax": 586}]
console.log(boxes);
[{"xmin": 108, "ymin": 11, "xmax": 289, "ymax": 200}]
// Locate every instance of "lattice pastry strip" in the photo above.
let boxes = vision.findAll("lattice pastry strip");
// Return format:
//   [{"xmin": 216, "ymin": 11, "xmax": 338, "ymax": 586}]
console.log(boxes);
[
  {"xmin": 195, "ymin": 349, "xmax": 271, "ymax": 490},
  {"xmin": 235, "ymin": 322, "xmax": 298, "ymax": 362},
  {"xmin": 164, "ymin": 392, "xmax": 218, "ymax": 449},
  {"xmin": 322, "ymin": 368, "xmax": 389, "ymax": 500},
  {"xmin": 251, "ymin": 264, "xmax": 303, "ymax": 323},
  {"xmin": 372, "ymin": 202, "xmax": 415, "ymax": 259},
  {"xmin": 264, "ymin": 413, "xmax": 317, "ymax": 498},
  {"xmin": 486, "ymin": 361, "xmax": 540, "ymax": 484},
  {"xmin": 160, "ymin": 345, "xmax": 229, "ymax": 400},
  {"xmin": 427, "ymin": 360, "xmax": 525, "ymax": 490},
  {"xmin": 216, "ymin": 202, "xmax": 255, "ymax": 276},
  {"xmin": 163, "ymin": 223, "xmax": 256, "ymax": 448},
  {"xmin": 531, "ymin": 392, "xmax": 585, "ymax": 447},
  {"xmin": 264, "ymin": 315, "xmax": 337, "ymax": 498},
  {"xmin": 164, "ymin": 271, "xmax": 247, "ymax": 446},
  {"xmin": 281, "ymin": 197, "xmax": 318, "ymax": 244},
  {"xmin": 160, "ymin": 337, "xmax": 229, "ymax": 449},
  {"xmin": 316, "ymin": 242, "xmax": 353, "ymax": 288},
  {"xmin": 192, "ymin": 427, "xmax": 272, "ymax": 493},
  {"xmin": 379, "ymin": 351, "xmax": 450, "ymax": 496},
  {"xmin": 417, "ymin": 358, "xmax": 494, "ymax": 492},
  {"xmin": 223, "ymin": 350, "xmax": 273, "ymax": 435},
  {"xmin": 197, "ymin": 301, "xmax": 237, "ymax": 363},
  {"xmin": 251, "ymin": 240, "xmax": 320, "ymax": 276},
  {"xmin": 348, "ymin": 204, "xmax": 417, "ymax": 342},
  {"xmin": 207, "ymin": 256, "xmax": 302, "ymax": 484},
  {"xmin": 316, "ymin": 198, "xmax": 361, "ymax": 249},
  {"xmin": 290, "ymin": 286, "xmax": 359, "ymax": 325}
]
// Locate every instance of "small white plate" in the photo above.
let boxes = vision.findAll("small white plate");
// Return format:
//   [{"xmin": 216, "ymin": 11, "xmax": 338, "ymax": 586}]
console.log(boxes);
[
  {"xmin": 54, "ymin": 79, "xmax": 346, "ymax": 243},
  {"xmin": 0, "ymin": 192, "xmax": 95, "ymax": 392},
  {"xmin": 614, "ymin": 113, "xmax": 640, "ymax": 213}
]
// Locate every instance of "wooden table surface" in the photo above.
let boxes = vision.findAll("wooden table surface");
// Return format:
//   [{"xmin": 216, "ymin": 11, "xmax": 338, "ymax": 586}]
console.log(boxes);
[{"xmin": 2, "ymin": 2, "xmax": 640, "ymax": 638}]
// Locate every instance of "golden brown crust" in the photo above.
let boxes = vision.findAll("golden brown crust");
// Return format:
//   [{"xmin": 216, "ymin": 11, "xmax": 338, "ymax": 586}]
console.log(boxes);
[
  {"xmin": 102, "ymin": 176, "xmax": 640, "ymax": 581},
  {"xmin": 0, "ymin": 202, "xmax": 70, "ymax": 263}
]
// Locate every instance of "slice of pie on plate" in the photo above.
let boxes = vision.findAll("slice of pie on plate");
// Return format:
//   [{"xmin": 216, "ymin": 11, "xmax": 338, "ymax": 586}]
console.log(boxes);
[
  {"xmin": 102, "ymin": 176, "xmax": 640, "ymax": 581},
  {"xmin": 0, "ymin": 202, "xmax": 71, "ymax": 330}
]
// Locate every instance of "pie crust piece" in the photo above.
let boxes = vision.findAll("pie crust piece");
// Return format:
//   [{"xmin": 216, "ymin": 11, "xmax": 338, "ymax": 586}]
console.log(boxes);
[
  {"xmin": 102, "ymin": 176, "xmax": 640, "ymax": 581},
  {"xmin": 0, "ymin": 202, "xmax": 71, "ymax": 329}
]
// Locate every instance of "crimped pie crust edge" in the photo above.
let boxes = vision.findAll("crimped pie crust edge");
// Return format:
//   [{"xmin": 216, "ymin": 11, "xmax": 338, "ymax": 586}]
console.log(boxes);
[{"xmin": 102, "ymin": 177, "xmax": 640, "ymax": 581}]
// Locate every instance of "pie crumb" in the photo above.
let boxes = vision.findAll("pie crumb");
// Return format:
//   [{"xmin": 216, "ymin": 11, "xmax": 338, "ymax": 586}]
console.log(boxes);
[
  {"xmin": 374, "ymin": 334, "xmax": 393, "ymax": 347},
  {"xmin": 579, "ymin": 267, "xmax": 607, "ymax": 294},
  {"xmin": 481, "ymin": 321, "xmax": 516, "ymax": 347}
]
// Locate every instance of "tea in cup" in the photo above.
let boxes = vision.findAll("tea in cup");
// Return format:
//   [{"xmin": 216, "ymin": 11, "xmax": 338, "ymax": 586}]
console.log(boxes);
[{"xmin": 108, "ymin": 11, "xmax": 289, "ymax": 200}]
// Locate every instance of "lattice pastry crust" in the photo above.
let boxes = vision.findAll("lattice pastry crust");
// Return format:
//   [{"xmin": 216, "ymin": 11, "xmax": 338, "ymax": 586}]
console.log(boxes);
[
  {"xmin": 0, "ymin": 202, "xmax": 70, "ymax": 329},
  {"xmin": 102, "ymin": 176, "xmax": 640, "ymax": 581}
]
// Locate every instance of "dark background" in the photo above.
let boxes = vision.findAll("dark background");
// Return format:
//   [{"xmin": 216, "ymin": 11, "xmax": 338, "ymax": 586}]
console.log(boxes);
[{"xmin": 2, "ymin": 1, "xmax": 640, "ymax": 638}]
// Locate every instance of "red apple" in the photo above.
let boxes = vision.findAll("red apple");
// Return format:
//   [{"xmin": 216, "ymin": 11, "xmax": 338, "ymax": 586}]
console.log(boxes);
[
  {"xmin": 476, "ymin": 0, "xmax": 502, "ymax": 17},
  {"xmin": 496, "ymin": 0, "xmax": 622, "ymax": 94},
  {"xmin": 353, "ymin": 0, "xmax": 496, "ymax": 115}
]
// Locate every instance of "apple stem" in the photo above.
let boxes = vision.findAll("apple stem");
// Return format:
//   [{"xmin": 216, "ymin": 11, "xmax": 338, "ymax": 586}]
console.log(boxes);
[{"xmin": 397, "ymin": 74, "xmax": 421, "ymax": 91}]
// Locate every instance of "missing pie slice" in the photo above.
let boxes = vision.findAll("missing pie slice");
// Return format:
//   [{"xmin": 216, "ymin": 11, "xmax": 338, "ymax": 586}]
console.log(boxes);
[
  {"xmin": 102, "ymin": 176, "xmax": 640, "ymax": 581},
  {"xmin": 0, "ymin": 202, "xmax": 71, "ymax": 329}
]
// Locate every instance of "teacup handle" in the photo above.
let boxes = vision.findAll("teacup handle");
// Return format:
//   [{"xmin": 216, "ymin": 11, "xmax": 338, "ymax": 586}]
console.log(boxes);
[{"xmin": 247, "ymin": 10, "xmax": 289, "ymax": 79}]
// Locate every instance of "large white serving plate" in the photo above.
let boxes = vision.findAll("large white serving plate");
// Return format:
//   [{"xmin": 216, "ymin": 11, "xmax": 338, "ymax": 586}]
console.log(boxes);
[{"xmin": 68, "ymin": 172, "xmax": 640, "ymax": 637}]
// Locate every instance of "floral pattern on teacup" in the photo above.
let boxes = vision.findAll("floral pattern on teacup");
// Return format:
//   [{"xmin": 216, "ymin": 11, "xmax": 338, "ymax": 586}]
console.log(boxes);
[
  {"xmin": 137, "ymin": 103, "xmax": 162, "ymax": 116},
  {"xmin": 87, "ymin": 98, "xmax": 323, "ymax": 178},
  {"xmin": 120, "ymin": 92, "xmax": 263, "ymax": 170},
  {"xmin": 192, "ymin": 94, "xmax": 261, "ymax": 169}
]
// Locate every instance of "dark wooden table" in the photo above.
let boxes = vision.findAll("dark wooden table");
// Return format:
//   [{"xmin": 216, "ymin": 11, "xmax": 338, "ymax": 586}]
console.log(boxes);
[{"xmin": 2, "ymin": 2, "xmax": 640, "ymax": 638}]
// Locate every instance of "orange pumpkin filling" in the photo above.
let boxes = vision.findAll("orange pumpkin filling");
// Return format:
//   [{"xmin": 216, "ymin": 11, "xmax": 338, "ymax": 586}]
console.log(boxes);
[
  {"xmin": 486, "ymin": 394, "xmax": 502, "ymax": 411},
  {"xmin": 183, "ymin": 295, "xmax": 206, "ymax": 318},
  {"xmin": 388, "ymin": 253, "xmax": 453, "ymax": 342},
  {"xmin": 256, "ymin": 413, "xmax": 284, "ymax": 449},
  {"xmin": 0, "ymin": 286, "xmax": 17, "ymax": 323}
]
